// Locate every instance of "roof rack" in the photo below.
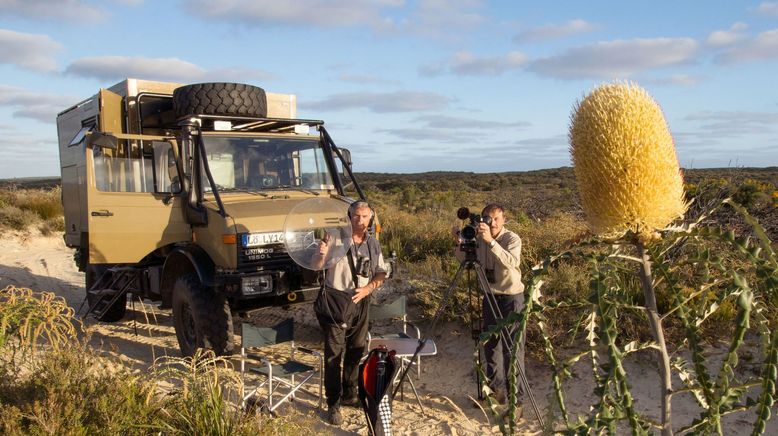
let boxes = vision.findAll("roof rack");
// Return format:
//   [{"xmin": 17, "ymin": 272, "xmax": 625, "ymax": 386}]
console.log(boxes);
[{"xmin": 190, "ymin": 115, "xmax": 325, "ymax": 133}]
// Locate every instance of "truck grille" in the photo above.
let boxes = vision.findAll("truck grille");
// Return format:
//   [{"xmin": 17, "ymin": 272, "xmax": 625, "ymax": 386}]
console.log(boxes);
[
  {"xmin": 237, "ymin": 236, "xmax": 289, "ymax": 270},
  {"xmin": 234, "ymin": 234, "xmax": 321, "ymax": 295}
]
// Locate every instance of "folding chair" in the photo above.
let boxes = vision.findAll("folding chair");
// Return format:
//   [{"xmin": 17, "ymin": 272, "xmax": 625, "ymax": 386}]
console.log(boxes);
[
  {"xmin": 240, "ymin": 319, "xmax": 322, "ymax": 413},
  {"xmin": 368, "ymin": 295, "xmax": 434, "ymax": 379}
]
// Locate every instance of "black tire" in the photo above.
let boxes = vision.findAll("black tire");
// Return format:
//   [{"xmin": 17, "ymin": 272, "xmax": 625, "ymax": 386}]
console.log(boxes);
[
  {"xmin": 172, "ymin": 275, "xmax": 234, "ymax": 357},
  {"xmin": 172, "ymin": 82, "xmax": 267, "ymax": 118},
  {"xmin": 85, "ymin": 264, "xmax": 127, "ymax": 322}
]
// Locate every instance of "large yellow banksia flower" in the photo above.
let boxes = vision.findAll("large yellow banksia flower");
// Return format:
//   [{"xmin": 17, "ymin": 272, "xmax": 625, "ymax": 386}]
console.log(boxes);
[{"xmin": 569, "ymin": 82, "xmax": 687, "ymax": 238}]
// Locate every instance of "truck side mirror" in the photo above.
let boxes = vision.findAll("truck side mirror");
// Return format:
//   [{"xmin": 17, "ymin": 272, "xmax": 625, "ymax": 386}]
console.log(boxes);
[
  {"xmin": 86, "ymin": 131, "xmax": 119, "ymax": 150},
  {"xmin": 335, "ymin": 148, "xmax": 352, "ymax": 169}
]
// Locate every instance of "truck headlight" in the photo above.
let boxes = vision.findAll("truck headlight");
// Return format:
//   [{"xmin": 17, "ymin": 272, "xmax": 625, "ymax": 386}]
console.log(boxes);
[{"xmin": 242, "ymin": 274, "xmax": 273, "ymax": 295}]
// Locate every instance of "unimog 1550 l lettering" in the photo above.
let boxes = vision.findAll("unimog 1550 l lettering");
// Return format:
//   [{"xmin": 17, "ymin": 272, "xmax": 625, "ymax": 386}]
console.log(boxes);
[{"xmin": 57, "ymin": 79, "xmax": 369, "ymax": 356}]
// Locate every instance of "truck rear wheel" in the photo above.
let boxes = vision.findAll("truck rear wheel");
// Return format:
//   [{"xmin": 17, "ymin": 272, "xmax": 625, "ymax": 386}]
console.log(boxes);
[
  {"xmin": 85, "ymin": 264, "xmax": 127, "ymax": 322},
  {"xmin": 172, "ymin": 82, "xmax": 267, "ymax": 118},
  {"xmin": 172, "ymin": 275, "xmax": 234, "ymax": 357}
]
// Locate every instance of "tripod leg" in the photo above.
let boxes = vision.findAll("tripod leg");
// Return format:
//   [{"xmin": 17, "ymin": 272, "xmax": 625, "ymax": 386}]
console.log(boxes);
[
  {"xmin": 474, "ymin": 263, "xmax": 544, "ymax": 428},
  {"xmin": 476, "ymin": 343, "xmax": 486, "ymax": 400}
]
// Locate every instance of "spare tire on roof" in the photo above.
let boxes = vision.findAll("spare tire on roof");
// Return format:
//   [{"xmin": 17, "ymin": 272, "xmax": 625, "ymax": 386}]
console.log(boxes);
[{"xmin": 172, "ymin": 82, "xmax": 267, "ymax": 118}]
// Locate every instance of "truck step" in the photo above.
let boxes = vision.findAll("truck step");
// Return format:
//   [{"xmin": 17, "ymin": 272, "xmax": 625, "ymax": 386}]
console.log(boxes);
[{"xmin": 84, "ymin": 267, "xmax": 138, "ymax": 320}]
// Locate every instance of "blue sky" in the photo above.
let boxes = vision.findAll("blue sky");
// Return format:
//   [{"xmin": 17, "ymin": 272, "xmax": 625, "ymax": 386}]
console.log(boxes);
[{"xmin": 1, "ymin": 0, "xmax": 777, "ymax": 178}]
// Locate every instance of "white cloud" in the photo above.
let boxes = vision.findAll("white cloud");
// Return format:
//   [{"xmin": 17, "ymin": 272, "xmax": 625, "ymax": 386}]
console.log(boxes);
[
  {"xmin": 65, "ymin": 56, "xmax": 205, "ymax": 82},
  {"xmin": 401, "ymin": 0, "xmax": 486, "ymax": 38},
  {"xmin": 376, "ymin": 127, "xmax": 474, "ymax": 142},
  {"xmin": 644, "ymin": 74, "xmax": 706, "ymax": 87},
  {"xmin": 715, "ymin": 29, "xmax": 778, "ymax": 63},
  {"xmin": 181, "ymin": 0, "xmax": 486, "ymax": 38},
  {"xmin": 301, "ymin": 91, "xmax": 453, "ymax": 113},
  {"xmin": 512, "ymin": 135, "xmax": 568, "ymax": 151},
  {"xmin": 514, "ymin": 19, "xmax": 596, "ymax": 43},
  {"xmin": 0, "ymin": 85, "xmax": 78, "ymax": 123},
  {"xmin": 64, "ymin": 56, "xmax": 275, "ymax": 83},
  {"xmin": 528, "ymin": 37, "xmax": 699, "ymax": 80},
  {"xmin": 413, "ymin": 115, "xmax": 530, "ymax": 129},
  {"xmin": 0, "ymin": 29, "xmax": 61, "ymax": 72},
  {"xmin": 684, "ymin": 110, "xmax": 778, "ymax": 137},
  {"xmin": 203, "ymin": 67, "xmax": 276, "ymax": 83},
  {"xmin": 0, "ymin": 0, "xmax": 105, "ymax": 22},
  {"xmin": 756, "ymin": 2, "xmax": 778, "ymax": 16},
  {"xmin": 706, "ymin": 22, "xmax": 748, "ymax": 46},
  {"xmin": 420, "ymin": 51, "xmax": 528, "ymax": 76},
  {"xmin": 182, "ymin": 0, "xmax": 400, "ymax": 30},
  {"xmin": 338, "ymin": 74, "xmax": 398, "ymax": 85},
  {"xmin": 0, "ymin": 135, "xmax": 59, "ymax": 178},
  {"xmin": 376, "ymin": 113, "xmax": 530, "ymax": 142}
]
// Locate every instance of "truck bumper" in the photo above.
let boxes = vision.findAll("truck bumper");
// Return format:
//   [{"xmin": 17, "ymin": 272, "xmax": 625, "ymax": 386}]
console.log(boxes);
[{"xmin": 216, "ymin": 269, "xmax": 320, "ymax": 311}]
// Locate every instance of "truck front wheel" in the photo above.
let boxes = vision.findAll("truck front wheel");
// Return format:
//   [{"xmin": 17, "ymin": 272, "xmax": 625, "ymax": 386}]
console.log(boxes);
[{"xmin": 172, "ymin": 275, "xmax": 234, "ymax": 357}]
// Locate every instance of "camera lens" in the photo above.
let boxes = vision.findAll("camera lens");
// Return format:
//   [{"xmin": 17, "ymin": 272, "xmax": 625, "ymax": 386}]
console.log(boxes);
[
  {"xmin": 357, "ymin": 257, "xmax": 370, "ymax": 277},
  {"xmin": 461, "ymin": 225, "xmax": 477, "ymax": 240}
]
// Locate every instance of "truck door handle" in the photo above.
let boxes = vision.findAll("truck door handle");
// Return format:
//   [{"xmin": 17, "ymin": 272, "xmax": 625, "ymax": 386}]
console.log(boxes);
[{"xmin": 91, "ymin": 210, "xmax": 114, "ymax": 217}]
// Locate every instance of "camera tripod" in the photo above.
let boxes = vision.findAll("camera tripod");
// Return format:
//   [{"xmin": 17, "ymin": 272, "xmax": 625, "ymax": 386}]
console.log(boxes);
[{"xmin": 394, "ymin": 247, "xmax": 545, "ymax": 428}]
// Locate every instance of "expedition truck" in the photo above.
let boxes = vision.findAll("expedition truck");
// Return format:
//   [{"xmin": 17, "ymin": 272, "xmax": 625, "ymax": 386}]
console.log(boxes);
[{"xmin": 57, "ymin": 79, "xmax": 369, "ymax": 356}]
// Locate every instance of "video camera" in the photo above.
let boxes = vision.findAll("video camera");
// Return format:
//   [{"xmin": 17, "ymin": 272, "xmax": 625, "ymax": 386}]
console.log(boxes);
[{"xmin": 456, "ymin": 207, "xmax": 492, "ymax": 252}]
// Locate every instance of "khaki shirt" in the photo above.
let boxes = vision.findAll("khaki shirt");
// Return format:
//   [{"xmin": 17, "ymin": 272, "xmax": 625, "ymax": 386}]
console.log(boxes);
[
  {"xmin": 325, "ymin": 233, "xmax": 387, "ymax": 293},
  {"xmin": 455, "ymin": 228, "xmax": 524, "ymax": 295}
]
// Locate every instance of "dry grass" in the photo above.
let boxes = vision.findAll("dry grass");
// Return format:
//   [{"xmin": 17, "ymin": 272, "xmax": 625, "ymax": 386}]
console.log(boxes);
[
  {"xmin": 0, "ymin": 286, "xmax": 319, "ymax": 435},
  {"xmin": 0, "ymin": 187, "xmax": 62, "ymax": 231}
]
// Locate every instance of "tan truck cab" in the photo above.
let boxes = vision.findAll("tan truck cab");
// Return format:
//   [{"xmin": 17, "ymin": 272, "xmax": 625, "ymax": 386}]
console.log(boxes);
[{"xmin": 57, "ymin": 79, "xmax": 368, "ymax": 355}]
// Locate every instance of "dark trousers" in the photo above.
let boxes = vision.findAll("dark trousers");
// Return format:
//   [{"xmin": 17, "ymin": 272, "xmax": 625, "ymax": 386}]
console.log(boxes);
[
  {"xmin": 318, "ymin": 300, "xmax": 369, "ymax": 407},
  {"xmin": 482, "ymin": 293, "xmax": 525, "ymax": 399}
]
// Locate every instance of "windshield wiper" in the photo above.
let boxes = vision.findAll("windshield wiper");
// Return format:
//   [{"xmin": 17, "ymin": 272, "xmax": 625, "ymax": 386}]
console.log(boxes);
[
  {"xmin": 208, "ymin": 186, "xmax": 269, "ymax": 197},
  {"xmin": 262, "ymin": 185, "xmax": 321, "ymax": 195}
]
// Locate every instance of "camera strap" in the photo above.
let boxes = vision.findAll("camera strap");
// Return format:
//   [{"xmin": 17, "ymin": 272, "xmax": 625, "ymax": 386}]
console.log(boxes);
[
  {"xmin": 346, "ymin": 248, "xmax": 360, "ymax": 289},
  {"xmin": 346, "ymin": 247, "xmax": 371, "ymax": 327}
]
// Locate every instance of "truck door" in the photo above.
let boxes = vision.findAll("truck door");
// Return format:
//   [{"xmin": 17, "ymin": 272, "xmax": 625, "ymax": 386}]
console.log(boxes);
[{"xmin": 86, "ymin": 89, "xmax": 191, "ymax": 264}]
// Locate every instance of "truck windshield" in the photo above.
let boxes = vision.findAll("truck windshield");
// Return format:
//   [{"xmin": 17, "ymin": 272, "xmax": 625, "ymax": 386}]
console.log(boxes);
[{"xmin": 200, "ymin": 135, "xmax": 335, "ymax": 193}]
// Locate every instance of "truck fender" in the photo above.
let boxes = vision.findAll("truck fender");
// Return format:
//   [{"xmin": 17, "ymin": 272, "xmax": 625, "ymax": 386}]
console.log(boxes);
[{"xmin": 160, "ymin": 245, "xmax": 215, "ymax": 307}]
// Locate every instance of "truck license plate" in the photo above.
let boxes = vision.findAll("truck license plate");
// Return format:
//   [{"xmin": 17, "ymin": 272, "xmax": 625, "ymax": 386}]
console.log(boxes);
[{"xmin": 242, "ymin": 232, "xmax": 284, "ymax": 247}]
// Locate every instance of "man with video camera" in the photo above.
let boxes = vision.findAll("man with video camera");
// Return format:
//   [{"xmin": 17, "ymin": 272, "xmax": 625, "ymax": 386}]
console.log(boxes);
[
  {"xmin": 452, "ymin": 203, "xmax": 525, "ymax": 412},
  {"xmin": 313, "ymin": 201, "xmax": 388, "ymax": 426}
]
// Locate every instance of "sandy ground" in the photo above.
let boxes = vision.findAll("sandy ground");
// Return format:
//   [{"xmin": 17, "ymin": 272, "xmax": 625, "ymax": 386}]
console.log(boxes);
[{"xmin": 1, "ymin": 231, "xmax": 776, "ymax": 435}]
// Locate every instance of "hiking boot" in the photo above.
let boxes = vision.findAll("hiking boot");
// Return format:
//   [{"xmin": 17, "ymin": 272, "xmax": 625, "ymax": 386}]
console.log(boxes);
[
  {"xmin": 500, "ymin": 402, "xmax": 523, "ymax": 426},
  {"xmin": 327, "ymin": 405, "xmax": 343, "ymax": 425},
  {"xmin": 342, "ymin": 392, "xmax": 360, "ymax": 408}
]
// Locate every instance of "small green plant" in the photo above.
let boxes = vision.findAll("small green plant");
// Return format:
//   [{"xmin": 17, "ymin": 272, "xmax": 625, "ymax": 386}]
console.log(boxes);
[
  {"xmin": 152, "ymin": 350, "xmax": 247, "ymax": 435},
  {"xmin": 0, "ymin": 285, "xmax": 77, "ymax": 357}
]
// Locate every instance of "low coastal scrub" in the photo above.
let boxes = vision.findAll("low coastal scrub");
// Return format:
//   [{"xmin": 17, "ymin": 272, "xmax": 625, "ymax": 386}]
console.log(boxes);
[
  {"xmin": 0, "ymin": 187, "xmax": 64, "ymax": 234},
  {"xmin": 0, "ymin": 285, "xmax": 314, "ymax": 435}
]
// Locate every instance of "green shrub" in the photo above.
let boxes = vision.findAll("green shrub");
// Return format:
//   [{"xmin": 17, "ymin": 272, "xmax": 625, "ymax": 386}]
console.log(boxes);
[
  {"xmin": 0, "ymin": 205, "xmax": 38, "ymax": 230},
  {"xmin": 152, "ymin": 351, "xmax": 248, "ymax": 435},
  {"xmin": 514, "ymin": 212, "xmax": 588, "ymax": 268},
  {"xmin": 17, "ymin": 188, "xmax": 62, "ymax": 221},
  {"xmin": 0, "ymin": 187, "xmax": 63, "ymax": 230},
  {"xmin": 38, "ymin": 216, "xmax": 65, "ymax": 236},
  {"xmin": 0, "ymin": 286, "xmax": 77, "ymax": 357},
  {"xmin": 0, "ymin": 345, "xmax": 165, "ymax": 435},
  {"xmin": 0, "ymin": 287, "xmax": 312, "ymax": 435}
]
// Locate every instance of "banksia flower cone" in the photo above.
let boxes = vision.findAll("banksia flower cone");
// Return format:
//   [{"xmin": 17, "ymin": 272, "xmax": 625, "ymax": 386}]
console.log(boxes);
[{"xmin": 569, "ymin": 82, "xmax": 687, "ymax": 238}]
